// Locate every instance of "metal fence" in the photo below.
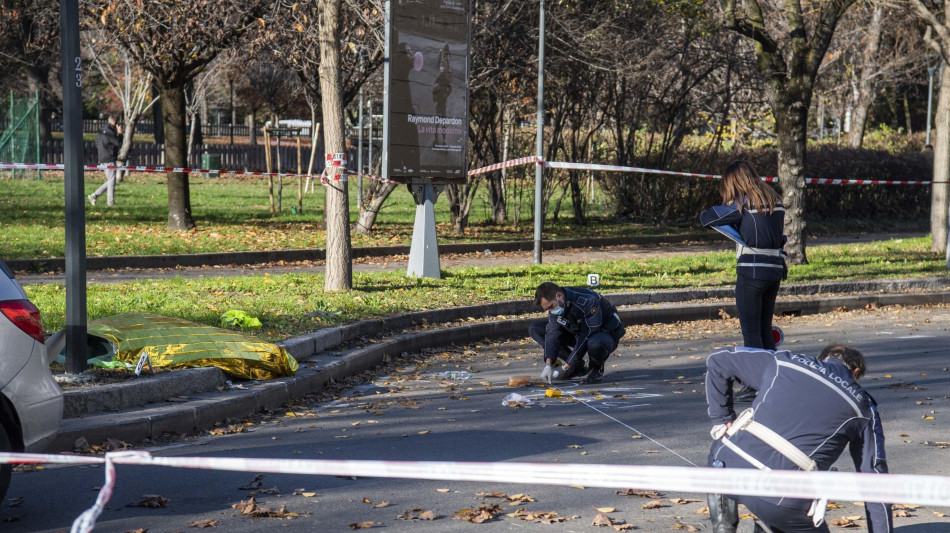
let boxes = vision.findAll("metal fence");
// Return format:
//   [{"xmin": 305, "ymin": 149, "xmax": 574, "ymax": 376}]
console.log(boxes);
[
  {"xmin": 77, "ymin": 119, "xmax": 263, "ymax": 138},
  {"xmin": 40, "ymin": 140, "xmax": 324, "ymax": 173}
]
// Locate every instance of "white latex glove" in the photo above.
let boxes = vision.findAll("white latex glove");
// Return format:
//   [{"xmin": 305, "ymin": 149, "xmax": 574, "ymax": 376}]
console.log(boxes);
[{"xmin": 540, "ymin": 364, "xmax": 553, "ymax": 384}]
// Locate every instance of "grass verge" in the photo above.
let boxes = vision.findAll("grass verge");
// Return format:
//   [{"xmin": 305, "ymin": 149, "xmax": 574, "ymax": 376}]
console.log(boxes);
[
  {"xmin": 0, "ymin": 173, "xmax": 666, "ymax": 259},
  {"xmin": 23, "ymin": 236, "xmax": 946, "ymax": 342}
]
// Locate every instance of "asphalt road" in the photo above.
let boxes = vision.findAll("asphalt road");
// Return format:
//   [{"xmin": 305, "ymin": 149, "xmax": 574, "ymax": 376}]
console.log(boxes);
[{"xmin": 3, "ymin": 304, "xmax": 949, "ymax": 532}]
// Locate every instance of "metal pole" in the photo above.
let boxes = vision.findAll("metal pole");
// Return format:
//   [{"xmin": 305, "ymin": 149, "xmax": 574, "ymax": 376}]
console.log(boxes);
[
  {"xmin": 927, "ymin": 55, "xmax": 937, "ymax": 147},
  {"xmin": 818, "ymin": 99, "xmax": 824, "ymax": 140},
  {"xmin": 357, "ymin": 50, "xmax": 365, "ymax": 211},
  {"xmin": 533, "ymin": 0, "xmax": 545, "ymax": 265},
  {"xmin": 59, "ymin": 0, "xmax": 88, "ymax": 374},
  {"xmin": 34, "ymin": 90, "xmax": 40, "ymax": 179},
  {"xmin": 381, "ymin": 0, "xmax": 391, "ymax": 183},
  {"xmin": 368, "ymin": 99, "xmax": 374, "ymax": 175}
]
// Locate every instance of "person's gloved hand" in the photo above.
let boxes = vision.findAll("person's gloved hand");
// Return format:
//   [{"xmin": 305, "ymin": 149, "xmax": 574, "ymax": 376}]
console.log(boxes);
[
  {"xmin": 540, "ymin": 364, "xmax": 553, "ymax": 384},
  {"xmin": 710, "ymin": 422, "xmax": 732, "ymax": 440}
]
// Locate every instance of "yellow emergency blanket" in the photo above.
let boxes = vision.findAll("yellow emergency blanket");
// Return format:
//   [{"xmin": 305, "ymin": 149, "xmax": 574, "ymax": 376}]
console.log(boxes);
[{"xmin": 88, "ymin": 312, "xmax": 299, "ymax": 380}]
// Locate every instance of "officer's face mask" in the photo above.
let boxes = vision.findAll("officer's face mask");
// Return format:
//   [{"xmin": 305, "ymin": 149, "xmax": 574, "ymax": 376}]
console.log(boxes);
[{"xmin": 549, "ymin": 296, "xmax": 565, "ymax": 316}]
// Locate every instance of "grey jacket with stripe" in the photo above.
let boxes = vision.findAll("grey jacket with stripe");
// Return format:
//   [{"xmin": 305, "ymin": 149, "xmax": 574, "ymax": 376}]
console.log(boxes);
[{"xmin": 706, "ymin": 347, "xmax": 892, "ymax": 533}]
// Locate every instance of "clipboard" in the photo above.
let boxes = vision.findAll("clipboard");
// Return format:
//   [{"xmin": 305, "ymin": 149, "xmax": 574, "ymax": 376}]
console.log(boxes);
[{"xmin": 712, "ymin": 225, "xmax": 746, "ymax": 247}]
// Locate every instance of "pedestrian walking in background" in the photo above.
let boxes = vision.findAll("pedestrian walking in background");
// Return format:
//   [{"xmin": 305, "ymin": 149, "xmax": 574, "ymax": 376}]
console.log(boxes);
[
  {"xmin": 530, "ymin": 282, "xmax": 625, "ymax": 384},
  {"xmin": 700, "ymin": 160, "xmax": 786, "ymax": 400},
  {"xmin": 89, "ymin": 115, "xmax": 123, "ymax": 207}
]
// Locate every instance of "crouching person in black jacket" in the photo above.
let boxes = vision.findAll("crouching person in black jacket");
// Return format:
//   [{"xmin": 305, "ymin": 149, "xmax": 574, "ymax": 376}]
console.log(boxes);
[{"xmin": 529, "ymin": 282, "xmax": 625, "ymax": 384}]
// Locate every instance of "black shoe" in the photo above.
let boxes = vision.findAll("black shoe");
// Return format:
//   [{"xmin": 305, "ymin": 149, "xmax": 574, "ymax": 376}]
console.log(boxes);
[
  {"xmin": 559, "ymin": 362, "xmax": 588, "ymax": 380},
  {"xmin": 734, "ymin": 386, "xmax": 757, "ymax": 403},
  {"xmin": 706, "ymin": 493, "xmax": 739, "ymax": 533},
  {"xmin": 584, "ymin": 364, "xmax": 604, "ymax": 383}
]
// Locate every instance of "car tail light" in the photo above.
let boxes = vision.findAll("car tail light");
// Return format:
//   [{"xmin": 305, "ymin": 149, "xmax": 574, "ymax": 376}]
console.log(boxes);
[{"xmin": 0, "ymin": 300, "xmax": 46, "ymax": 344}]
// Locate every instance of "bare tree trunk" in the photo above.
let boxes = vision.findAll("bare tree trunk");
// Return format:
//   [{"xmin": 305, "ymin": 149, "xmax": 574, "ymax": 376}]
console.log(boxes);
[
  {"xmin": 775, "ymin": 100, "xmax": 809, "ymax": 264},
  {"xmin": 117, "ymin": 116, "xmax": 139, "ymax": 183},
  {"xmin": 724, "ymin": 0, "xmax": 855, "ymax": 265},
  {"xmin": 161, "ymin": 86, "xmax": 195, "ymax": 231},
  {"xmin": 445, "ymin": 182, "xmax": 478, "ymax": 236},
  {"xmin": 24, "ymin": 64, "xmax": 52, "ymax": 144},
  {"xmin": 903, "ymin": 93, "xmax": 913, "ymax": 135},
  {"xmin": 187, "ymin": 113, "xmax": 197, "ymax": 164},
  {"xmin": 353, "ymin": 181, "xmax": 398, "ymax": 235},
  {"xmin": 847, "ymin": 4, "xmax": 883, "ymax": 149},
  {"xmin": 932, "ymin": 61, "xmax": 950, "ymax": 253},
  {"xmin": 319, "ymin": 0, "xmax": 352, "ymax": 291},
  {"xmin": 249, "ymin": 112, "xmax": 258, "ymax": 146},
  {"xmin": 264, "ymin": 128, "xmax": 275, "ymax": 214}
]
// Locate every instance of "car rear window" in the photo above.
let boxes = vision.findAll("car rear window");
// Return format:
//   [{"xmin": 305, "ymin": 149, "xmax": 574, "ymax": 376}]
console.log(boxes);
[{"xmin": 0, "ymin": 258, "xmax": 14, "ymax": 280}]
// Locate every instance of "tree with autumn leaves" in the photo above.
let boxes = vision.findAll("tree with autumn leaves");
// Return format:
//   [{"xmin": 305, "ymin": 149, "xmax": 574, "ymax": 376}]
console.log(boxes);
[{"xmin": 84, "ymin": 1, "xmax": 272, "ymax": 232}]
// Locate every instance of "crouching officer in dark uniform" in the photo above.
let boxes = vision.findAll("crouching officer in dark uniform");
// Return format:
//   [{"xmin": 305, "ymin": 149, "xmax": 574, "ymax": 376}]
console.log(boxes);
[
  {"xmin": 705, "ymin": 345, "xmax": 892, "ymax": 533},
  {"xmin": 530, "ymin": 282, "xmax": 625, "ymax": 383}
]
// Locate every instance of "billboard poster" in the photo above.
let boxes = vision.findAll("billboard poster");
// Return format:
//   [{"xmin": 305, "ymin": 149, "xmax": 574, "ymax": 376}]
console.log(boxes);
[{"xmin": 386, "ymin": 0, "xmax": 470, "ymax": 181}]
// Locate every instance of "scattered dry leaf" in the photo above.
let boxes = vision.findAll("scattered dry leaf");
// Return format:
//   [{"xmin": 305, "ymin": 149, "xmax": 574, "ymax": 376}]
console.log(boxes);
[
  {"xmin": 670, "ymin": 498, "xmax": 701, "ymax": 505},
  {"xmin": 230, "ymin": 496, "xmax": 298, "ymax": 518},
  {"xmin": 597, "ymin": 507, "xmax": 617, "ymax": 513},
  {"xmin": 347, "ymin": 521, "xmax": 374, "ymax": 529},
  {"xmin": 617, "ymin": 488, "xmax": 662, "ymax": 498},
  {"xmin": 129, "ymin": 495, "xmax": 169, "ymax": 508},
  {"xmin": 209, "ymin": 424, "xmax": 247, "ymax": 435},
  {"xmin": 592, "ymin": 508, "xmax": 613, "ymax": 527},
  {"xmin": 672, "ymin": 520, "xmax": 700, "ymax": 531},
  {"xmin": 642, "ymin": 500, "xmax": 667, "ymax": 509},
  {"xmin": 507, "ymin": 508, "xmax": 569, "ymax": 524},
  {"xmin": 398, "ymin": 508, "xmax": 439, "ymax": 521},
  {"xmin": 239, "ymin": 475, "xmax": 264, "ymax": 490},
  {"xmin": 829, "ymin": 517, "xmax": 860, "ymax": 528},
  {"xmin": 189, "ymin": 520, "xmax": 216, "ymax": 528},
  {"xmin": 453, "ymin": 504, "xmax": 501, "ymax": 523}
]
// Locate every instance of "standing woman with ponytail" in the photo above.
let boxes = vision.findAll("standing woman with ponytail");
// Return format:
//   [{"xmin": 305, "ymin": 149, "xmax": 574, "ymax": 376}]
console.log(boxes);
[{"xmin": 701, "ymin": 160, "xmax": 787, "ymax": 355}]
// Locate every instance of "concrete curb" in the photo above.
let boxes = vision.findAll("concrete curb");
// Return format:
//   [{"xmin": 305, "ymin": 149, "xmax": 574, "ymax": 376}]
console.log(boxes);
[
  {"xmin": 51, "ymin": 276, "xmax": 950, "ymax": 453},
  {"xmin": 7, "ymin": 233, "xmax": 717, "ymax": 273}
]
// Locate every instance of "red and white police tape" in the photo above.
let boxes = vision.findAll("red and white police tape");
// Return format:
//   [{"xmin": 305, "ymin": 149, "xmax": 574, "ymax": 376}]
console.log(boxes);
[
  {"xmin": 467, "ymin": 155, "xmax": 544, "ymax": 176},
  {"xmin": 467, "ymin": 156, "xmax": 933, "ymax": 185},
  {"xmin": 0, "ymin": 160, "xmax": 935, "ymax": 186},
  {"xmin": 1, "ymin": 450, "xmax": 948, "ymax": 533}
]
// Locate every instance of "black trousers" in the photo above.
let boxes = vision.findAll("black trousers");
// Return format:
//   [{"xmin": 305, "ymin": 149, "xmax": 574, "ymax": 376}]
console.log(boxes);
[
  {"xmin": 735, "ymin": 275, "xmax": 780, "ymax": 349},
  {"xmin": 739, "ymin": 496, "xmax": 829, "ymax": 533},
  {"xmin": 528, "ymin": 320, "xmax": 617, "ymax": 366}
]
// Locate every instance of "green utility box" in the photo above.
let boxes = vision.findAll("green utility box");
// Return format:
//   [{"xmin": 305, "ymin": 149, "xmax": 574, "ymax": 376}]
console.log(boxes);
[{"xmin": 201, "ymin": 152, "xmax": 221, "ymax": 177}]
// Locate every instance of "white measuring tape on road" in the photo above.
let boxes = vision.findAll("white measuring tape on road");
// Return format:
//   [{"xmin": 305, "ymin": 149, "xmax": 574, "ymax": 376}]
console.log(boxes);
[{"xmin": 1, "ymin": 450, "xmax": 948, "ymax": 532}]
